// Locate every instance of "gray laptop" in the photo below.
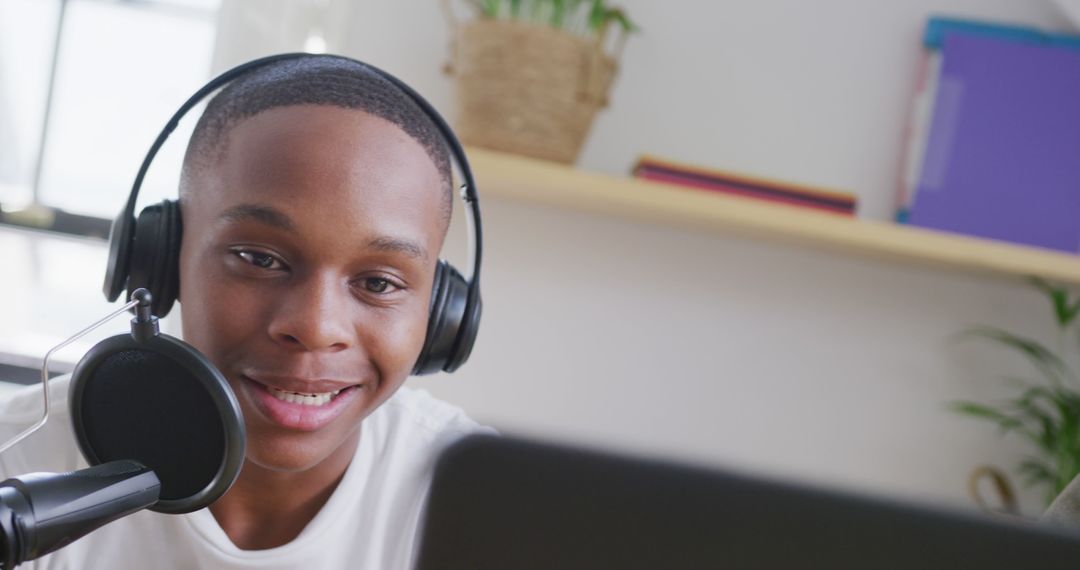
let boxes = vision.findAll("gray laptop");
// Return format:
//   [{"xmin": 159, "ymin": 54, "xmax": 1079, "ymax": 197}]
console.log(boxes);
[{"xmin": 415, "ymin": 434, "xmax": 1080, "ymax": 569}]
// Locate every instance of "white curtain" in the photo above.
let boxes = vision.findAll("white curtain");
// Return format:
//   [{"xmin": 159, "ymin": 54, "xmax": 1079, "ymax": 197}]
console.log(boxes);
[{"xmin": 0, "ymin": 1, "xmax": 21, "ymax": 187}]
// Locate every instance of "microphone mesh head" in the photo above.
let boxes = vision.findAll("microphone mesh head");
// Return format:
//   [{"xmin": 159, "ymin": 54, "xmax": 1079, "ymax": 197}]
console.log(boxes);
[{"xmin": 78, "ymin": 349, "xmax": 226, "ymax": 502}]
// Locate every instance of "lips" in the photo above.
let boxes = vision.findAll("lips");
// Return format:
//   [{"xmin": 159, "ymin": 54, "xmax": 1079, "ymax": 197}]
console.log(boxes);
[{"xmin": 238, "ymin": 374, "xmax": 365, "ymax": 432}]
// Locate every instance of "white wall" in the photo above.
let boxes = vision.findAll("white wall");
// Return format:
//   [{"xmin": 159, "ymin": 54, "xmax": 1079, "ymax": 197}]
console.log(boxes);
[{"xmin": 210, "ymin": 0, "xmax": 1079, "ymax": 515}]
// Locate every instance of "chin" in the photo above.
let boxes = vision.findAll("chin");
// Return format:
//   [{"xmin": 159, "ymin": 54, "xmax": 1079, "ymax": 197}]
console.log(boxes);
[{"xmin": 245, "ymin": 427, "xmax": 362, "ymax": 473}]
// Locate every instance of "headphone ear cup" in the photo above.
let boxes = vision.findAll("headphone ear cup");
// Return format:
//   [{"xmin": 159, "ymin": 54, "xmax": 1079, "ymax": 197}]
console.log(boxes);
[
  {"xmin": 128, "ymin": 199, "xmax": 182, "ymax": 317},
  {"xmin": 413, "ymin": 260, "xmax": 470, "ymax": 375},
  {"xmin": 157, "ymin": 199, "xmax": 182, "ymax": 316},
  {"xmin": 103, "ymin": 213, "xmax": 135, "ymax": 303},
  {"xmin": 444, "ymin": 289, "xmax": 481, "ymax": 373}
]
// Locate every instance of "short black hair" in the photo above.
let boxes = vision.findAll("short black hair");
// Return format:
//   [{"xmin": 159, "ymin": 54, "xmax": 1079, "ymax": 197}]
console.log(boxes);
[{"xmin": 180, "ymin": 55, "xmax": 452, "ymax": 223}]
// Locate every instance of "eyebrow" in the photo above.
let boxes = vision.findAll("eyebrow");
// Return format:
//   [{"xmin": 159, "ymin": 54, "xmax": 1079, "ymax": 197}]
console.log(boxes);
[
  {"xmin": 367, "ymin": 236, "xmax": 428, "ymax": 260},
  {"xmin": 219, "ymin": 203, "xmax": 296, "ymax": 233},
  {"xmin": 219, "ymin": 202, "xmax": 428, "ymax": 260}
]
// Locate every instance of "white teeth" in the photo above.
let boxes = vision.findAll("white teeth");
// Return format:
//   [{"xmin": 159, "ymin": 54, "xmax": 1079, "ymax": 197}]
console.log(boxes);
[{"xmin": 269, "ymin": 387, "xmax": 342, "ymax": 406}]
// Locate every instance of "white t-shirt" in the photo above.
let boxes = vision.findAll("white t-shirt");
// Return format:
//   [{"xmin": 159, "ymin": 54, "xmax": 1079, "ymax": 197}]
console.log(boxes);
[{"xmin": 0, "ymin": 376, "xmax": 490, "ymax": 569}]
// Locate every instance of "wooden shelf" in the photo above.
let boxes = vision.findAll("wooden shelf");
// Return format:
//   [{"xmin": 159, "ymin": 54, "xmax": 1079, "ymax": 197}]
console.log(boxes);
[{"xmin": 468, "ymin": 147, "xmax": 1080, "ymax": 285}]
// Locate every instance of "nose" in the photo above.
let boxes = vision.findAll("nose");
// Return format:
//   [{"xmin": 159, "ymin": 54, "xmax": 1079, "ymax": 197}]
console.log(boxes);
[{"xmin": 267, "ymin": 271, "xmax": 355, "ymax": 352}]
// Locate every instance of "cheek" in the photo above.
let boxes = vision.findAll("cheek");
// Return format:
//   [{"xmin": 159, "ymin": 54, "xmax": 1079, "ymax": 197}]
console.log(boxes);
[
  {"xmin": 363, "ymin": 304, "xmax": 431, "ymax": 377},
  {"xmin": 359, "ymin": 277, "xmax": 437, "ymax": 377},
  {"xmin": 178, "ymin": 249, "xmax": 267, "ymax": 361}
]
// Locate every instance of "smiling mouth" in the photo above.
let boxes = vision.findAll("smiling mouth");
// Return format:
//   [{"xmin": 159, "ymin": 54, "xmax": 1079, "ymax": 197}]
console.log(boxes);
[
  {"xmin": 243, "ymin": 374, "xmax": 361, "ymax": 406},
  {"xmin": 238, "ymin": 374, "xmax": 364, "ymax": 431},
  {"xmin": 266, "ymin": 386, "xmax": 346, "ymax": 406}
]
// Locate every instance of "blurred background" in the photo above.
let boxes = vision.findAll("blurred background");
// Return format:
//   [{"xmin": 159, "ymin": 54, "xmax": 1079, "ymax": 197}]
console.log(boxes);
[{"xmin": 3, "ymin": 0, "xmax": 1080, "ymax": 518}]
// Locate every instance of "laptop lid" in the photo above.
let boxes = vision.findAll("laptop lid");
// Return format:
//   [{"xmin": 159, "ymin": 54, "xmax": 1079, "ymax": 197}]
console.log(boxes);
[{"xmin": 415, "ymin": 434, "xmax": 1080, "ymax": 569}]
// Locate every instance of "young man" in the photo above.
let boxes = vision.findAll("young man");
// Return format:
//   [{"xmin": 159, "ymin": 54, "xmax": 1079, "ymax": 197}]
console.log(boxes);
[{"xmin": 0, "ymin": 56, "xmax": 490, "ymax": 568}]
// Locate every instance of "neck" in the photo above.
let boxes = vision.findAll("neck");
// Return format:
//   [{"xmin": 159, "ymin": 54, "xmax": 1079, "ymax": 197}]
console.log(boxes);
[{"xmin": 209, "ymin": 429, "xmax": 361, "ymax": 550}]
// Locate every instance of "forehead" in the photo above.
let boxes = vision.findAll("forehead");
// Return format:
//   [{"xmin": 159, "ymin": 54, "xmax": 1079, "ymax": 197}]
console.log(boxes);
[{"xmin": 186, "ymin": 105, "xmax": 446, "ymax": 247}]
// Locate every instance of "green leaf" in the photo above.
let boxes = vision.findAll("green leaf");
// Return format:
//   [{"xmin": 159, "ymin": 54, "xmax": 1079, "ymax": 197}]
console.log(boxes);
[
  {"xmin": 1047, "ymin": 397, "xmax": 1080, "ymax": 493},
  {"xmin": 500, "ymin": 0, "xmax": 637, "ymax": 37},
  {"xmin": 1019, "ymin": 456, "xmax": 1063, "ymax": 506},
  {"xmin": 603, "ymin": 7, "xmax": 638, "ymax": 33},
  {"xmin": 950, "ymin": 401, "xmax": 1023, "ymax": 430},
  {"xmin": 961, "ymin": 326, "xmax": 1074, "ymax": 386},
  {"xmin": 1019, "ymin": 457, "xmax": 1055, "ymax": 485},
  {"xmin": 550, "ymin": 0, "xmax": 565, "ymax": 26},
  {"xmin": 951, "ymin": 399, "xmax": 1056, "ymax": 454},
  {"xmin": 1031, "ymin": 277, "xmax": 1080, "ymax": 329},
  {"xmin": 1008, "ymin": 389, "xmax": 1061, "ymax": 453},
  {"xmin": 588, "ymin": 0, "xmax": 605, "ymax": 31},
  {"xmin": 478, "ymin": 0, "xmax": 500, "ymax": 17},
  {"xmin": 1056, "ymin": 434, "xmax": 1079, "ymax": 492},
  {"xmin": 951, "ymin": 278, "xmax": 1080, "ymax": 507}
]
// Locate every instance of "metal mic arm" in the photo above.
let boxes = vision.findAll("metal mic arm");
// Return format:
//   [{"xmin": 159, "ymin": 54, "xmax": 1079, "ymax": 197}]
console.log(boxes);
[
  {"xmin": 0, "ymin": 461, "xmax": 161, "ymax": 569},
  {"xmin": 0, "ymin": 289, "xmax": 162, "ymax": 568},
  {"xmin": 0, "ymin": 290, "xmax": 154, "ymax": 456}
]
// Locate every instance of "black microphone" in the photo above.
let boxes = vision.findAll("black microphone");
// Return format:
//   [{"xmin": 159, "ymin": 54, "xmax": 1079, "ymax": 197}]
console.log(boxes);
[
  {"xmin": 0, "ymin": 460, "xmax": 160, "ymax": 568},
  {"xmin": 0, "ymin": 289, "xmax": 245, "ymax": 568}
]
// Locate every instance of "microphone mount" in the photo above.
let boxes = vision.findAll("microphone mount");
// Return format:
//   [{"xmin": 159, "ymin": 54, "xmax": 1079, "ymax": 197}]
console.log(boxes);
[
  {"xmin": 130, "ymin": 288, "xmax": 159, "ymax": 343},
  {"xmin": 0, "ymin": 289, "xmax": 165, "ymax": 568},
  {"xmin": 0, "ymin": 289, "xmax": 156, "ymax": 457}
]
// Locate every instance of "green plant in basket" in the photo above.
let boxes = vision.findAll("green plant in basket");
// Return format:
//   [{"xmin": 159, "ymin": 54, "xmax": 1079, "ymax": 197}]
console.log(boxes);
[
  {"xmin": 951, "ymin": 278, "xmax": 1080, "ymax": 506},
  {"xmin": 465, "ymin": 0, "xmax": 637, "ymax": 38},
  {"xmin": 444, "ymin": 0, "xmax": 636, "ymax": 164}
]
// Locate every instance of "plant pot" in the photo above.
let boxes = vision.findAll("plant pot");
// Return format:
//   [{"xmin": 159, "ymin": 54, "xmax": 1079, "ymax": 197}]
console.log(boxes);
[{"xmin": 446, "ymin": 18, "xmax": 621, "ymax": 164}]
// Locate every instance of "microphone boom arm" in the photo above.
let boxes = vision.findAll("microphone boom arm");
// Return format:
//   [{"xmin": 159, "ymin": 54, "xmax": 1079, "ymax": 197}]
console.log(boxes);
[
  {"xmin": 0, "ymin": 290, "xmax": 163, "ymax": 568},
  {"xmin": 0, "ymin": 297, "xmax": 143, "ymax": 456}
]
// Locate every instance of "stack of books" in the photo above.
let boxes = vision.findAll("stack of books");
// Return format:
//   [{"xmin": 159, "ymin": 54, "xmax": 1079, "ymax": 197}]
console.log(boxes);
[
  {"xmin": 632, "ymin": 156, "xmax": 858, "ymax": 217},
  {"xmin": 897, "ymin": 17, "xmax": 1080, "ymax": 253}
]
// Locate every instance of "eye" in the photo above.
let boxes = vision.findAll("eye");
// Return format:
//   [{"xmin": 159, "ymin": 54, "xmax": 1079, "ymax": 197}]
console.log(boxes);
[
  {"xmin": 231, "ymin": 249, "xmax": 285, "ymax": 271},
  {"xmin": 362, "ymin": 277, "xmax": 397, "ymax": 294}
]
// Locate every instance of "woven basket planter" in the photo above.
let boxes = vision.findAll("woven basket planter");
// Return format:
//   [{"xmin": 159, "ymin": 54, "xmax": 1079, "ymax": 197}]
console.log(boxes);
[{"xmin": 446, "ymin": 18, "xmax": 623, "ymax": 164}]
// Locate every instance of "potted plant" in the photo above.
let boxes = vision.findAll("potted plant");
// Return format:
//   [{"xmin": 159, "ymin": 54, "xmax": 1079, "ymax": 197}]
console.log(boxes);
[
  {"xmin": 441, "ymin": 0, "xmax": 636, "ymax": 164},
  {"xmin": 951, "ymin": 278, "xmax": 1080, "ymax": 508}
]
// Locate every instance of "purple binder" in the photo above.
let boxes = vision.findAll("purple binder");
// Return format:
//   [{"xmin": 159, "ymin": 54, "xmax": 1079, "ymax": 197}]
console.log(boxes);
[{"xmin": 908, "ymin": 33, "xmax": 1080, "ymax": 253}]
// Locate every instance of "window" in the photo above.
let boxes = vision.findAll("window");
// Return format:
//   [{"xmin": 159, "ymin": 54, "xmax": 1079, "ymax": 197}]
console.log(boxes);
[
  {"xmin": 0, "ymin": 0, "xmax": 221, "ymax": 233},
  {"xmin": 0, "ymin": 0, "xmax": 221, "ymax": 375}
]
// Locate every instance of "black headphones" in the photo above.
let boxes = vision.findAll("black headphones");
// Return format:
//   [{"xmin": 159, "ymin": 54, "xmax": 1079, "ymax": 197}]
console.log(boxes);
[{"xmin": 102, "ymin": 53, "xmax": 482, "ymax": 375}]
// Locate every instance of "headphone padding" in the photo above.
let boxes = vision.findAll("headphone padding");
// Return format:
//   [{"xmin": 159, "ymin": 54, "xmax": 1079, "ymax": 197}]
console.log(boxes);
[
  {"xmin": 414, "ymin": 260, "xmax": 469, "ymax": 375},
  {"xmin": 445, "ymin": 292, "xmax": 481, "ymax": 373},
  {"xmin": 156, "ymin": 200, "xmax": 182, "ymax": 317},
  {"xmin": 128, "ymin": 200, "xmax": 181, "ymax": 318},
  {"xmin": 128, "ymin": 204, "xmax": 161, "ymax": 306},
  {"xmin": 103, "ymin": 214, "xmax": 135, "ymax": 302},
  {"xmin": 413, "ymin": 260, "xmax": 449, "ymax": 375}
]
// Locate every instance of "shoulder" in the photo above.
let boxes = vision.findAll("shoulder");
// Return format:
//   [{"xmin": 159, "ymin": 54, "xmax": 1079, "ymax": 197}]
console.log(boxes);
[
  {"xmin": 0, "ymin": 375, "xmax": 70, "ymax": 423},
  {"xmin": 368, "ymin": 386, "xmax": 494, "ymax": 452},
  {"xmin": 1045, "ymin": 474, "xmax": 1080, "ymax": 527},
  {"xmin": 357, "ymin": 385, "xmax": 494, "ymax": 483},
  {"xmin": 0, "ymin": 375, "xmax": 84, "ymax": 478}
]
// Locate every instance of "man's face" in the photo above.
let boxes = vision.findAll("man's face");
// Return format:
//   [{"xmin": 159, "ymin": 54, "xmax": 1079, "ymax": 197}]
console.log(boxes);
[{"xmin": 178, "ymin": 105, "xmax": 446, "ymax": 472}]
